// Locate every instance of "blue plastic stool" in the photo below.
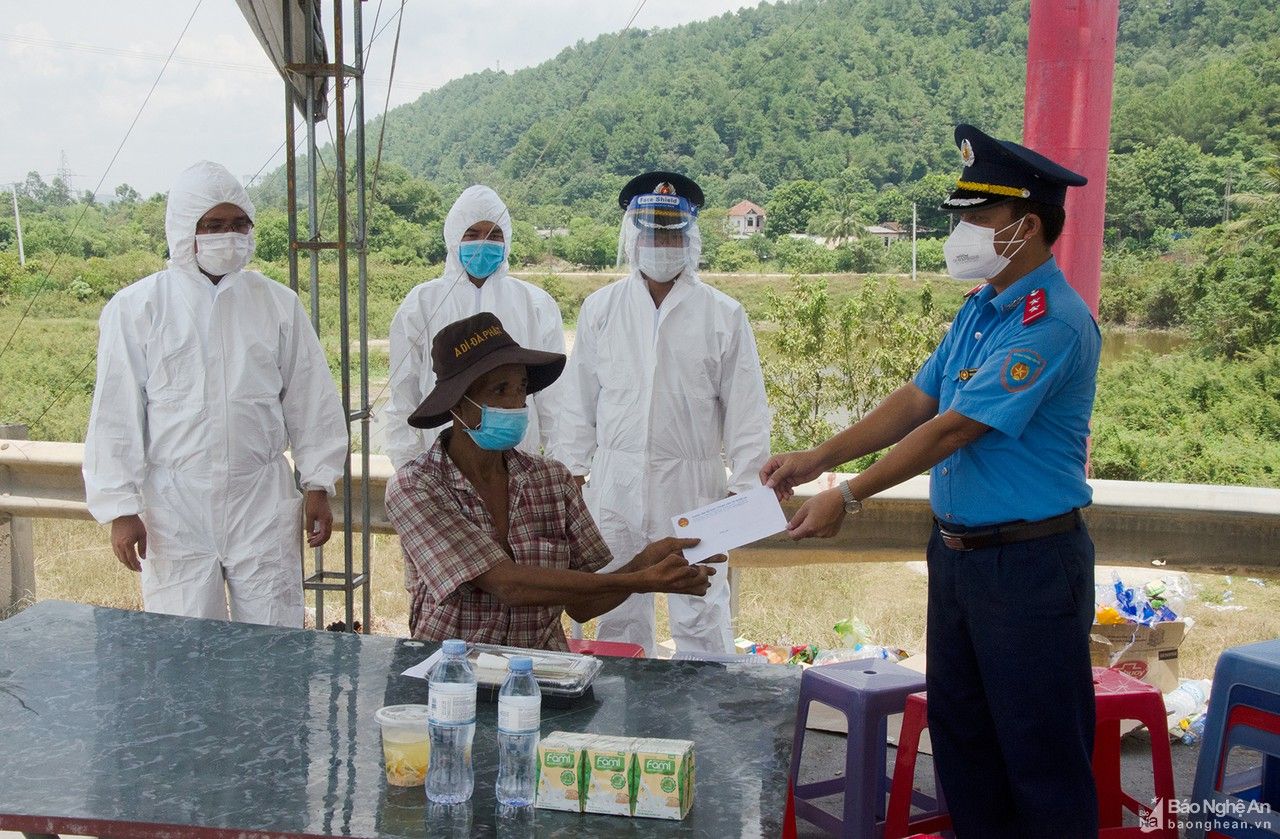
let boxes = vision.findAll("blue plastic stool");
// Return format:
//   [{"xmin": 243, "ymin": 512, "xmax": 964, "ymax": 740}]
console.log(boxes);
[
  {"xmin": 1189, "ymin": 639, "xmax": 1280, "ymax": 839},
  {"xmin": 788, "ymin": 659, "xmax": 945, "ymax": 838}
]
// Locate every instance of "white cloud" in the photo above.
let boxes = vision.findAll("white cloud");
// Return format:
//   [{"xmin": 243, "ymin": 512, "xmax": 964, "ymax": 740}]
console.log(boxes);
[{"xmin": 2, "ymin": 0, "xmax": 765, "ymax": 196}]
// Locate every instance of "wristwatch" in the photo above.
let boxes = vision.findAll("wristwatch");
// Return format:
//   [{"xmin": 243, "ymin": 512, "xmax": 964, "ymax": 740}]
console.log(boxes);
[{"xmin": 838, "ymin": 481, "xmax": 863, "ymax": 514}]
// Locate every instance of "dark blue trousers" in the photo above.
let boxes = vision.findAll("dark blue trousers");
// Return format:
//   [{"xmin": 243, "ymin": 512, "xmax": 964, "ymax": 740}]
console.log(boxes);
[{"xmin": 925, "ymin": 519, "xmax": 1099, "ymax": 838}]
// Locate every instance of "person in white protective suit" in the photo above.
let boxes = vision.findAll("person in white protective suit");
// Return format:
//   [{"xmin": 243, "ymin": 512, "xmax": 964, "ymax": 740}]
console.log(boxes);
[
  {"xmin": 384, "ymin": 185, "xmax": 565, "ymax": 471},
  {"xmin": 549, "ymin": 171, "xmax": 772, "ymax": 656},
  {"xmin": 83, "ymin": 160, "xmax": 349, "ymax": 627}
]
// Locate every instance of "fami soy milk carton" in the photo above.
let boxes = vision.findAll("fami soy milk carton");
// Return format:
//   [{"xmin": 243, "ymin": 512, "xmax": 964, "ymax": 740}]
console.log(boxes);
[
  {"xmin": 582, "ymin": 735, "xmax": 637, "ymax": 816},
  {"xmin": 535, "ymin": 731, "xmax": 592, "ymax": 812},
  {"xmin": 633, "ymin": 738, "xmax": 695, "ymax": 820}
]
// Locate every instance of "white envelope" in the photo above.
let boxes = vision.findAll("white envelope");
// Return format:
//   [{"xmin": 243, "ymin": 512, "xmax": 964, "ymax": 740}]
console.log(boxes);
[{"xmin": 670, "ymin": 485, "xmax": 789, "ymax": 563}]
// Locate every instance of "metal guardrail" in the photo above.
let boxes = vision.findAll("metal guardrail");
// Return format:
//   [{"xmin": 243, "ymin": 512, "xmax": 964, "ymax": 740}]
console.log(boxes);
[{"xmin": 2, "ymin": 438, "xmax": 1279, "ymax": 612}]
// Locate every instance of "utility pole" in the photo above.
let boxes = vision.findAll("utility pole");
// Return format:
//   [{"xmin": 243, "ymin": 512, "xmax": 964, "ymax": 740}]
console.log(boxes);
[
  {"xmin": 911, "ymin": 202, "xmax": 918, "ymax": 283},
  {"xmin": 10, "ymin": 184, "xmax": 25, "ymax": 266}
]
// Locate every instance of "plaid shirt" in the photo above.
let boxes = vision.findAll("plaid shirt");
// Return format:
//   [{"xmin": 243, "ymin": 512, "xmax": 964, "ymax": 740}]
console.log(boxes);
[{"xmin": 386, "ymin": 432, "xmax": 613, "ymax": 650}]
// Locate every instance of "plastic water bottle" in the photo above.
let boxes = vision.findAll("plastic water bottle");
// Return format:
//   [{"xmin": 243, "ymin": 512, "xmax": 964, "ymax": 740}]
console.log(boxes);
[
  {"xmin": 1164, "ymin": 678, "xmax": 1212, "ymax": 722},
  {"xmin": 427, "ymin": 639, "xmax": 476, "ymax": 804},
  {"xmin": 495, "ymin": 656, "xmax": 541, "ymax": 807},
  {"xmin": 1181, "ymin": 713, "xmax": 1208, "ymax": 745}
]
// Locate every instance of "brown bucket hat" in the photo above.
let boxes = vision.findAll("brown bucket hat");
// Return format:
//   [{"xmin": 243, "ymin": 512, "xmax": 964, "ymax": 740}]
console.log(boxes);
[{"xmin": 407, "ymin": 312, "xmax": 565, "ymax": 429}]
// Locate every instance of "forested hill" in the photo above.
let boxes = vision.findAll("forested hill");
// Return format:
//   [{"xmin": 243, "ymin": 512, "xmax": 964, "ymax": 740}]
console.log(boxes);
[{"xmin": 258, "ymin": 0, "xmax": 1279, "ymax": 223}]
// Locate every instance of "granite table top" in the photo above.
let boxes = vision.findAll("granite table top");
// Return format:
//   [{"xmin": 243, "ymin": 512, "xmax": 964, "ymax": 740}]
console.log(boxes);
[{"xmin": 0, "ymin": 601, "xmax": 800, "ymax": 838}]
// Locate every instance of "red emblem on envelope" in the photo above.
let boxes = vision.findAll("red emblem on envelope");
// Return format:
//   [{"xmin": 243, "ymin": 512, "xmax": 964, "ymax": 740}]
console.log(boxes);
[{"xmin": 1022, "ymin": 288, "xmax": 1047, "ymax": 325}]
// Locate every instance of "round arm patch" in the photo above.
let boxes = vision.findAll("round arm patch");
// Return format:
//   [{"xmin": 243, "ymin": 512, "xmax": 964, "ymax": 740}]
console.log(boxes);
[{"xmin": 1000, "ymin": 349, "xmax": 1046, "ymax": 392}]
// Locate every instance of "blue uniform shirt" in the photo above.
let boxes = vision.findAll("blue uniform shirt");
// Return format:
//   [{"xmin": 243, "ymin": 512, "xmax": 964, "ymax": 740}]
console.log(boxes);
[{"xmin": 912, "ymin": 257, "xmax": 1101, "ymax": 527}]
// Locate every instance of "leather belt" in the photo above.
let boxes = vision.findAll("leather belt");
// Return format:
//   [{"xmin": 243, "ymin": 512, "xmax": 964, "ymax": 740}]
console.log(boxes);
[{"xmin": 936, "ymin": 509, "xmax": 1081, "ymax": 551}]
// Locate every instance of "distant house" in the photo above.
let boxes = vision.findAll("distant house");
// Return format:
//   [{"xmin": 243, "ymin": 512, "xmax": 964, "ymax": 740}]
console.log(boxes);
[
  {"xmin": 727, "ymin": 200, "xmax": 766, "ymax": 238},
  {"xmin": 864, "ymin": 221, "xmax": 911, "ymax": 247}
]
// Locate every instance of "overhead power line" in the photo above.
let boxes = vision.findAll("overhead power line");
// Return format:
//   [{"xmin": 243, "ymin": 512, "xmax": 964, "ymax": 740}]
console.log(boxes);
[
  {"xmin": 0, "ymin": 32, "xmax": 430, "ymax": 92},
  {"xmin": 0, "ymin": 0, "xmax": 205, "ymax": 369}
]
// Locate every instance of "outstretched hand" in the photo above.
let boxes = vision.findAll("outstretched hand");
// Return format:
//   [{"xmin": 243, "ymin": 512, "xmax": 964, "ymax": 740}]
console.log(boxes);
[
  {"xmin": 785, "ymin": 488, "xmax": 846, "ymax": 540},
  {"xmin": 643, "ymin": 553, "xmax": 717, "ymax": 597},
  {"xmin": 760, "ymin": 448, "xmax": 826, "ymax": 500},
  {"xmin": 636, "ymin": 536, "xmax": 701, "ymax": 568}
]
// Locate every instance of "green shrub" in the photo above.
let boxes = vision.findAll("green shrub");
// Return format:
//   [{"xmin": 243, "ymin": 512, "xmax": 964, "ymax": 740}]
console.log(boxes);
[
  {"xmin": 762, "ymin": 275, "xmax": 946, "ymax": 459},
  {"xmin": 1091, "ymin": 345, "xmax": 1280, "ymax": 486}
]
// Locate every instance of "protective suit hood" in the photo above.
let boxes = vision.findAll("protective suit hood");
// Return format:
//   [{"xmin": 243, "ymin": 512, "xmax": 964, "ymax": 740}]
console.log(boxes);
[
  {"xmin": 443, "ymin": 185, "xmax": 513, "ymax": 281},
  {"xmin": 165, "ymin": 160, "xmax": 256, "ymax": 274}
]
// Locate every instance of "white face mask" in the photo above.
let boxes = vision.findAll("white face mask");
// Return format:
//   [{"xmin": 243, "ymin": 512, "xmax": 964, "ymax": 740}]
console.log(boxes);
[
  {"xmin": 635, "ymin": 245, "xmax": 686, "ymax": 283},
  {"xmin": 194, "ymin": 231, "xmax": 255, "ymax": 277},
  {"xmin": 943, "ymin": 216, "xmax": 1028, "ymax": 281}
]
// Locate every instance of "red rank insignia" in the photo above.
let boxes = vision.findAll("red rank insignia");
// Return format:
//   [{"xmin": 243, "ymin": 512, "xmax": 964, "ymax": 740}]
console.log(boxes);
[
  {"xmin": 965, "ymin": 282, "xmax": 985, "ymax": 298},
  {"xmin": 1022, "ymin": 288, "xmax": 1047, "ymax": 325}
]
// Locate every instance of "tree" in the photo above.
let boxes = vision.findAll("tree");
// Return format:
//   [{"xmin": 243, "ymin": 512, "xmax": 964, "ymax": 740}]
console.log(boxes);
[
  {"xmin": 1106, "ymin": 138, "xmax": 1225, "ymax": 242},
  {"xmin": 114, "ymin": 184, "xmax": 141, "ymax": 205},
  {"xmin": 814, "ymin": 192, "xmax": 865, "ymax": 246},
  {"xmin": 710, "ymin": 239, "xmax": 753, "ymax": 271},
  {"xmin": 508, "ymin": 219, "xmax": 549, "ymax": 268},
  {"xmin": 372, "ymin": 163, "xmax": 442, "ymax": 227},
  {"xmin": 46, "ymin": 177, "xmax": 73, "ymax": 207},
  {"xmin": 21, "ymin": 171, "xmax": 48, "ymax": 205},
  {"xmin": 556, "ymin": 217, "xmax": 616, "ymax": 269},
  {"xmin": 253, "ymin": 210, "xmax": 290, "ymax": 262},
  {"xmin": 723, "ymin": 173, "xmax": 769, "ymax": 208},
  {"xmin": 774, "ymin": 236, "xmax": 836, "ymax": 274},
  {"xmin": 767, "ymin": 180, "xmax": 830, "ymax": 236}
]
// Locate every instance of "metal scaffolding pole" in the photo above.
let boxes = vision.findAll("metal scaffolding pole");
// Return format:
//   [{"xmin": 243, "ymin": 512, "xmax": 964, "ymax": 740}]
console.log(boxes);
[
  {"xmin": 352, "ymin": 0, "xmax": 373, "ymax": 632},
  {"xmin": 281, "ymin": 0, "xmax": 371, "ymax": 634}
]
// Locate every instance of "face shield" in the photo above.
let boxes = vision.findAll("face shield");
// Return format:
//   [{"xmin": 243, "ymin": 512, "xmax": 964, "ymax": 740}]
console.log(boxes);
[{"xmin": 618, "ymin": 192, "xmax": 702, "ymax": 282}]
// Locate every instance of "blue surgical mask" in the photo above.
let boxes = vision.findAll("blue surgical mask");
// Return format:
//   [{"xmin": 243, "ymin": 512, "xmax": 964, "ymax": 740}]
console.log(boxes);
[
  {"xmin": 454, "ymin": 396, "xmax": 528, "ymax": 451},
  {"xmin": 457, "ymin": 240, "xmax": 505, "ymax": 279}
]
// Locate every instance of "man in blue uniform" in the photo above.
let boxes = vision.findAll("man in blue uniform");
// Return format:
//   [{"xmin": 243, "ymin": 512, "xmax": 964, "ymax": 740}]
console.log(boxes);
[{"xmin": 762, "ymin": 124, "xmax": 1100, "ymax": 837}]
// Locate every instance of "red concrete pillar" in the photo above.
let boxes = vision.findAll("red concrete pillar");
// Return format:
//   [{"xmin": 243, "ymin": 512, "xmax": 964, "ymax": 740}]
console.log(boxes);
[{"xmin": 1024, "ymin": 0, "xmax": 1120, "ymax": 316}]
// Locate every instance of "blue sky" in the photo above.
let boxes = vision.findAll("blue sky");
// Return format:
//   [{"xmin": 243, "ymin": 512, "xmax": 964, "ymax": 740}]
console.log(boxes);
[{"xmin": 3, "ymin": 0, "xmax": 764, "ymax": 197}]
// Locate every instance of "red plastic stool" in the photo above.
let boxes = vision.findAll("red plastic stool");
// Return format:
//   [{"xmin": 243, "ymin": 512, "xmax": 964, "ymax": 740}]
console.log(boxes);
[
  {"xmin": 1092, "ymin": 666, "xmax": 1178, "ymax": 837},
  {"xmin": 566, "ymin": 638, "xmax": 646, "ymax": 658},
  {"xmin": 884, "ymin": 692, "xmax": 953, "ymax": 838},
  {"xmin": 885, "ymin": 668, "xmax": 1178, "ymax": 838}
]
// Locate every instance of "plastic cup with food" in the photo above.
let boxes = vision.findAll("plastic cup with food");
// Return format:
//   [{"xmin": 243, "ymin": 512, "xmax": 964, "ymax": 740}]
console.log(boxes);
[{"xmin": 375, "ymin": 704, "xmax": 431, "ymax": 787}]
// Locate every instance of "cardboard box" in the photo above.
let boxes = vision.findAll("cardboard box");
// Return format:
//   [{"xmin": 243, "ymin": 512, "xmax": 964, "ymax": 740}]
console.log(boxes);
[{"xmin": 1090, "ymin": 620, "xmax": 1186, "ymax": 694}]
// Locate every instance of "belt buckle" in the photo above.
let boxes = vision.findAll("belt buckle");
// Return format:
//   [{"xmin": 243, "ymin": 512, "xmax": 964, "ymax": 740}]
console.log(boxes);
[{"xmin": 939, "ymin": 532, "xmax": 969, "ymax": 551}]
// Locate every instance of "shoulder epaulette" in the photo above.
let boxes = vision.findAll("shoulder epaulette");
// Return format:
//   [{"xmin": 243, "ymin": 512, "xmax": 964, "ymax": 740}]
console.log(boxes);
[{"xmin": 1022, "ymin": 288, "xmax": 1047, "ymax": 325}]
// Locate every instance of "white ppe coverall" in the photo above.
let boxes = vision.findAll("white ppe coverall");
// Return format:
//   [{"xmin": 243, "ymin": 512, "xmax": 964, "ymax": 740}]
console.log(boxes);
[
  {"xmin": 384, "ymin": 185, "xmax": 565, "ymax": 470},
  {"xmin": 83, "ymin": 160, "xmax": 349, "ymax": 626},
  {"xmin": 551, "ymin": 268, "xmax": 771, "ymax": 656}
]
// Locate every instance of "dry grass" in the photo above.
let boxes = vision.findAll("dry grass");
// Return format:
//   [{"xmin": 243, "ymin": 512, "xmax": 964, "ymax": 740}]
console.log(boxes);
[{"xmin": 25, "ymin": 520, "xmax": 1277, "ymax": 680}]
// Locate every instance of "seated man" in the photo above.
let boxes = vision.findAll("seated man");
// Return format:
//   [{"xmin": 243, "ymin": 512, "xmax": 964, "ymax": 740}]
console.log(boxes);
[{"xmin": 385, "ymin": 312, "xmax": 719, "ymax": 650}]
